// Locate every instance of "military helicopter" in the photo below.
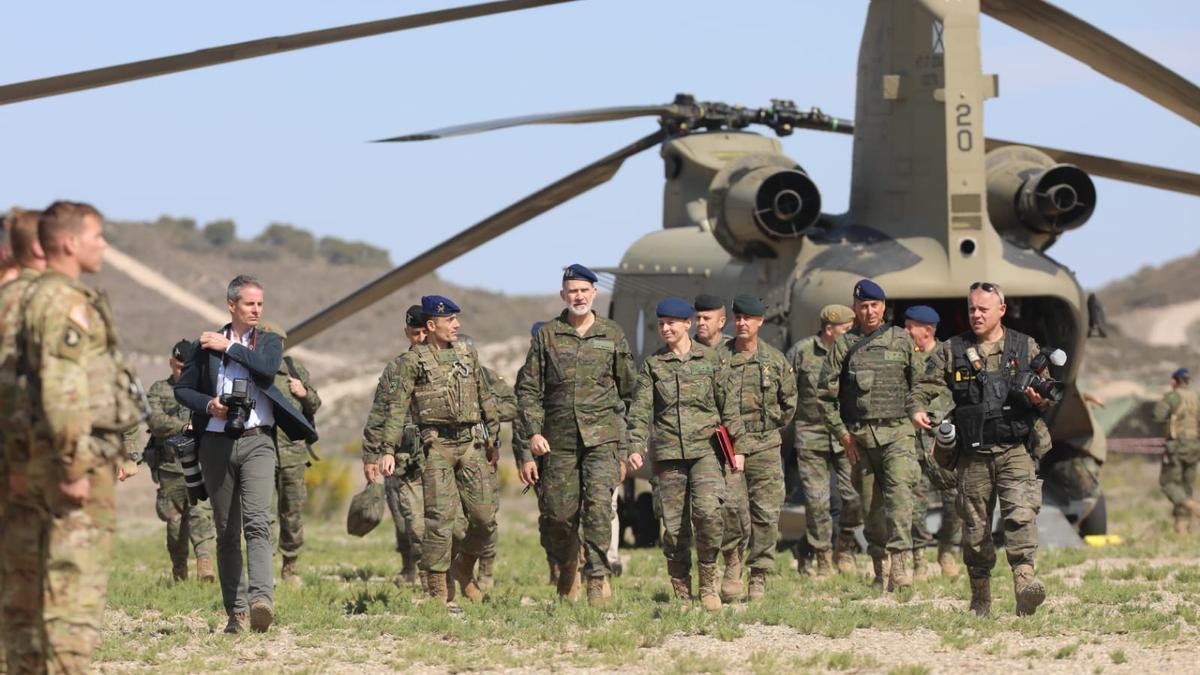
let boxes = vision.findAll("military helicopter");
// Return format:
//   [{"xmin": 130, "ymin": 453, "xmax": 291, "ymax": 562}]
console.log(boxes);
[{"xmin": 3, "ymin": 0, "xmax": 1197, "ymax": 543}]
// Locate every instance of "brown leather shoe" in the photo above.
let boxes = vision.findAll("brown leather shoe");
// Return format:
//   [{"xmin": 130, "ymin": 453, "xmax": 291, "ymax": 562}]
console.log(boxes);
[
  {"xmin": 224, "ymin": 611, "xmax": 247, "ymax": 634},
  {"xmin": 249, "ymin": 598, "xmax": 273, "ymax": 633}
]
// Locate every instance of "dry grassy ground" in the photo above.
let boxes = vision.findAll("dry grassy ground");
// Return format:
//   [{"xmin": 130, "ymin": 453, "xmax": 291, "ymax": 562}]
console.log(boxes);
[{"xmin": 94, "ymin": 453, "xmax": 1200, "ymax": 673}]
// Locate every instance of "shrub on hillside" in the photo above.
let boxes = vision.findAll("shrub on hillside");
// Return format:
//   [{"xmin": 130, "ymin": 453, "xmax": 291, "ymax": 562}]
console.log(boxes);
[
  {"xmin": 318, "ymin": 236, "xmax": 390, "ymax": 267},
  {"xmin": 256, "ymin": 222, "xmax": 316, "ymax": 259},
  {"xmin": 153, "ymin": 215, "xmax": 197, "ymax": 238},
  {"xmin": 203, "ymin": 219, "xmax": 237, "ymax": 247}
]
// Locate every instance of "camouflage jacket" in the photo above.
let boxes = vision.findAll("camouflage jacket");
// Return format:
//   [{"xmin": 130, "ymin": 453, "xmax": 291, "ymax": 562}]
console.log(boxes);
[
  {"xmin": 516, "ymin": 311, "xmax": 637, "ymax": 451},
  {"xmin": 273, "ymin": 356, "xmax": 321, "ymax": 468},
  {"xmin": 362, "ymin": 350, "xmax": 417, "ymax": 465},
  {"xmin": 818, "ymin": 325, "xmax": 919, "ymax": 447},
  {"xmin": 786, "ymin": 334, "xmax": 838, "ymax": 452},
  {"xmin": 0, "ymin": 268, "xmax": 42, "ymax": 462},
  {"xmin": 483, "ymin": 367, "xmax": 517, "ymax": 424},
  {"xmin": 1154, "ymin": 387, "xmax": 1199, "ymax": 441},
  {"xmin": 146, "ymin": 375, "xmax": 192, "ymax": 474},
  {"xmin": 720, "ymin": 338, "xmax": 797, "ymax": 454},
  {"xmin": 627, "ymin": 341, "xmax": 742, "ymax": 461}
]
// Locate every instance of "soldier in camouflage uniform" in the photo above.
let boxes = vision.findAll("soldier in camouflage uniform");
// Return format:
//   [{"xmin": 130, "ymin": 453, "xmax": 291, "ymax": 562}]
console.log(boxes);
[
  {"xmin": 909, "ymin": 282, "xmax": 1054, "ymax": 617},
  {"xmin": 260, "ymin": 324, "xmax": 321, "ymax": 586},
  {"xmin": 17, "ymin": 202, "xmax": 147, "ymax": 671},
  {"xmin": 717, "ymin": 294, "xmax": 796, "ymax": 601},
  {"xmin": 363, "ymin": 295, "xmax": 500, "ymax": 604},
  {"xmin": 516, "ymin": 265, "xmax": 636, "ymax": 606},
  {"xmin": 627, "ymin": 297, "xmax": 742, "ymax": 611},
  {"xmin": 902, "ymin": 306, "xmax": 960, "ymax": 580},
  {"xmin": 1154, "ymin": 367, "xmax": 1200, "ymax": 533},
  {"xmin": 145, "ymin": 340, "xmax": 215, "ymax": 582},
  {"xmin": 472, "ymin": 364, "xmax": 516, "ymax": 590},
  {"xmin": 818, "ymin": 279, "xmax": 921, "ymax": 592},
  {"xmin": 0, "ymin": 207, "xmax": 45, "ymax": 672},
  {"xmin": 514, "ymin": 320, "xmax": 561, "ymax": 585},
  {"xmin": 785, "ymin": 303, "xmax": 859, "ymax": 577}
]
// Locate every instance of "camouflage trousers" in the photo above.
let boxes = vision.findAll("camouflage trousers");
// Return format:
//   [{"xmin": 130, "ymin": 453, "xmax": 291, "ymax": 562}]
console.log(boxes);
[
  {"xmin": 1, "ymin": 501, "xmax": 48, "ymax": 673},
  {"xmin": 958, "ymin": 444, "xmax": 1041, "ymax": 579},
  {"xmin": 1160, "ymin": 440, "xmax": 1200, "ymax": 516},
  {"xmin": 730, "ymin": 448, "xmax": 784, "ymax": 571},
  {"xmin": 657, "ymin": 452, "xmax": 727, "ymax": 568},
  {"xmin": 156, "ymin": 472, "xmax": 215, "ymax": 569},
  {"xmin": 421, "ymin": 436, "xmax": 497, "ymax": 573},
  {"xmin": 275, "ymin": 463, "xmax": 307, "ymax": 560},
  {"xmin": 796, "ymin": 448, "xmax": 862, "ymax": 552},
  {"xmin": 454, "ymin": 462, "xmax": 500, "ymax": 561},
  {"xmin": 660, "ymin": 461, "xmax": 744, "ymax": 565},
  {"xmin": 385, "ymin": 461, "xmax": 425, "ymax": 569},
  {"xmin": 537, "ymin": 442, "xmax": 621, "ymax": 578},
  {"xmin": 852, "ymin": 434, "xmax": 919, "ymax": 557},
  {"xmin": 911, "ymin": 470, "xmax": 961, "ymax": 549}
]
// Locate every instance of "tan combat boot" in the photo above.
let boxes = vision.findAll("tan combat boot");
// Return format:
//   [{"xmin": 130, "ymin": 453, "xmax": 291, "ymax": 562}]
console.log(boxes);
[
  {"xmin": 747, "ymin": 568, "xmax": 767, "ymax": 602},
  {"xmin": 450, "ymin": 553, "xmax": 484, "ymax": 602},
  {"xmin": 419, "ymin": 570, "xmax": 430, "ymax": 594},
  {"xmin": 871, "ymin": 554, "xmax": 891, "ymax": 591},
  {"xmin": 834, "ymin": 537, "xmax": 858, "ymax": 575},
  {"xmin": 889, "ymin": 551, "xmax": 913, "ymax": 591},
  {"xmin": 937, "ymin": 543, "xmax": 960, "ymax": 578},
  {"xmin": 477, "ymin": 555, "xmax": 496, "ymax": 592},
  {"xmin": 1184, "ymin": 498, "xmax": 1200, "ymax": 518},
  {"xmin": 172, "ymin": 563, "xmax": 188, "ymax": 582},
  {"xmin": 282, "ymin": 557, "xmax": 303, "ymax": 588},
  {"xmin": 667, "ymin": 561, "xmax": 693, "ymax": 602},
  {"xmin": 1175, "ymin": 514, "xmax": 1191, "ymax": 534},
  {"xmin": 557, "ymin": 555, "xmax": 581, "ymax": 602},
  {"xmin": 427, "ymin": 572, "xmax": 449, "ymax": 604},
  {"xmin": 587, "ymin": 576, "xmax": 608, "ymax": 607},
  {"xmin": 912, "ymin": 549, "xmax": 928, "ymax": 582},
  {"xmin": 1013, "ymin": 564, "xmax": 1046, "ymax": 616},
  {"xmin": 602, "ymin": 576, "xmax": 612, "ymax": 600},
  {"xmin": 720, "ymin": 548, "xmax": 744, "ymax": 603},
  {"xmin": 196, "ymin": 556, "xmax": 215, "ymax": 583},
  {"xmin": 698, "ymin": 562, "xmax": 723, "ymax": 611},
  {"xmin": 814, "ymin": 550, "xmax": 834, "ymax": 578},
  {"xmin": 969, "ymin": 576, "xmax": 991, "ymax": 616}
]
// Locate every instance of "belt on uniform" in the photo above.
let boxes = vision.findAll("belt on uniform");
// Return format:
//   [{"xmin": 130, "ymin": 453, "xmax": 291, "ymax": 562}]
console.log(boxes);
[
  {"xmin": 425, "ymin": 424, "xmax": 474, "ymax": 441},
  {"xmin": 226, "ymin": 426, "xmax": 268, "ymax": 439}
]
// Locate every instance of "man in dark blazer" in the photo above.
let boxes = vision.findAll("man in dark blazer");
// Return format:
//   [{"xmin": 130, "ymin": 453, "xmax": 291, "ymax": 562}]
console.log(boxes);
[{"xmin": 175, "ymin": 274, "xmax": 316, "ymax": 634}]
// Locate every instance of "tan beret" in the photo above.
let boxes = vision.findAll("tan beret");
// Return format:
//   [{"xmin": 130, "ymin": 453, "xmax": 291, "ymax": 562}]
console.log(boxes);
[{"xmin": 820, "ymin": 304, "xmax": 854, "ymax": 325}]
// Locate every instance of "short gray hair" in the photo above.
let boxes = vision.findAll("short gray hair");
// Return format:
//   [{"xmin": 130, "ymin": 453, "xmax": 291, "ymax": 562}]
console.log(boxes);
[{"xmin": 227, "ymin": 274, "xmax": 263, "ymax": 303}]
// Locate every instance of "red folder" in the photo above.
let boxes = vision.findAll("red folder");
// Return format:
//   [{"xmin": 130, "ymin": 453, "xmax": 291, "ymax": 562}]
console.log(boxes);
[{"xmin": 715, "ymin": 425, "xmax": 736, "ymax": 466}]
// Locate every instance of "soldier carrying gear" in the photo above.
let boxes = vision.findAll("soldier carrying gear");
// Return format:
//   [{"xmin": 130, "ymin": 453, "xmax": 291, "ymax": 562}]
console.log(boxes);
[
  {"xmin": 909, "ymin": 281, "xmax": 1056, "ymax": 618},
  {"xmin": 1154, "ymin": 367, "xmax": 1200, "ymax": 534}
]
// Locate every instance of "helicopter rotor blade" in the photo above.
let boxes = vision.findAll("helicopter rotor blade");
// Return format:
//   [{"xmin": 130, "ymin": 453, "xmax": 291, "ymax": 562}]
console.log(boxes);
[
  {"xmin": 985, "ymin": 138, "xmax": 1200, "ymax": 196},
  {"xmin": 980, "ymin": 0, "xmax": 1200, "ymax": 126},
  {"xmin": 374, "ymin": 104, "xmax": 685, "ymax": 142},
  {"xmin": 286, "ymin": 130, "xmax": 667, "ymax": 346},
  {"xmin": 0, "ymin": 0, "xmax": 577, "ymax": 107}
]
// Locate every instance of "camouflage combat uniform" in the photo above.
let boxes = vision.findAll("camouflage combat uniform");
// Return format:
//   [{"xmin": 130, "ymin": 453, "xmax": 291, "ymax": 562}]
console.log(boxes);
[
  {"xmin": 468, "ymin": 367, "xmax": 516, "ymax": 583},
  {"xmin": 720, "ymin": 337, "xmax": 796, "ymax": 580},
  {"xmin": 785, "ymin": 335, "xmax": 863, "ymax": 567},
  {"xmin": 1154, "ymin": 385, "xmax": 1200, "ymax": 524},
  {"xmin": 516, "ymin": 312, "xmax": 636, "ymax": 583},
  {"xmin": 17, "ymin": 270, "xmax": 146, "ymax": 671},
  {"xmin": 271, "ymin": 356, "xmax": 320, "ymax": 569},
  {"xmin": 146, "ymin": 376, "xmax": 215, "ymax": 577},
  {"xmin": 909, "ymin": 345, "xmax": 961, "ymax": 569},
  {"xmin": 818, "ymin": 325, "xmax": 920, "ymax": 587}
]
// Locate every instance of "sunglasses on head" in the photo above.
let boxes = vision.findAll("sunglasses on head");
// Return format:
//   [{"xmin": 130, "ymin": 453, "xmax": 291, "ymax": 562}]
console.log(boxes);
[{"xmin": 969, "ymin": 281, "xmax": 1005, "ymax": 304}]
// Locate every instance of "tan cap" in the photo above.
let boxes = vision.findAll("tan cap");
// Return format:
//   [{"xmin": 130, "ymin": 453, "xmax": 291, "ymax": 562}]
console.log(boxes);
[{"xmin": 820, "ymin": 304, "xmax": 855, "ymax": 325}]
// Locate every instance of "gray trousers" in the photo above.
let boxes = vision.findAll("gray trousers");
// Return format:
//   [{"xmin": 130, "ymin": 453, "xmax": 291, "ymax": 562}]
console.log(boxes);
[{"xmin": 199, "ymin": 430, "xmax": 277, "ymax": 616}]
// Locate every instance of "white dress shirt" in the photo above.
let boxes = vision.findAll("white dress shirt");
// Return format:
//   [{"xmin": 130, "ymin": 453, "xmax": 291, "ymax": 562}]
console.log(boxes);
[{"xmin": 206, "ymin": 327, "xmax": 276, "ymax": 433}]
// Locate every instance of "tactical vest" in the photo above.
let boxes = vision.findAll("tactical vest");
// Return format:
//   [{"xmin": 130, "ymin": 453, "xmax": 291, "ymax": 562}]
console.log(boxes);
[
  {"xmin": 1169, "ymin": 388, "xmax": 1200, "ymax": 441},
  {"xmin": 411, "ymin": 341, "xmax": 482, "ymax": 426},
  {"xmin": 839, "ymin": 327, "xmax": 909, "ymax": 422},
  {"xmin": 947, "ymin": 328, "xmax": 1035, "ymax": 450}
]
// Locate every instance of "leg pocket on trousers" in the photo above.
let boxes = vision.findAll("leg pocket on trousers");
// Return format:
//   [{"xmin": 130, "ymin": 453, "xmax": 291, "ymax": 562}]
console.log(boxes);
[
  {"xmin": 1007, "ymin": 478, "xmax": 1043, "ymax": 527},
  {"xmin": 155, "ymin": 488, "xmax": 179, "ymax": 523}
]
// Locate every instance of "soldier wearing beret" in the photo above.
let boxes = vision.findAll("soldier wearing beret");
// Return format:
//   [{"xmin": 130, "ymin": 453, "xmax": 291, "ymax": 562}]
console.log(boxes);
[
  {"xmin": 627, "ymin": 298, "xmax": 742, "ymax": 611},
  {"xmin": 1154, "ymin": 367, "xmax": 1200, "ymax": 533},
  {"xmin": 514, "ymin": 320, "xmax": 562, "ymax": 585},
  {"xmin": 718, "ymin": 293, "xmax": 797, "ymax": 601},
  {"xmin": 516, "ymin": 264, "xmax": 636, "ymax": 605},
  {"xmin": 818, "ymin": 279, "xmax": 921, "ymax": 592},
  {"xmin": 364, "ymin": 295, "xmax": 501, "ymax": 604},
  {"xmin": 785, "ymin": 303, "xmax": 859, "ymax": 577},
  {"xmin": 903, "ymin": 306, "xmax": 960, "ymax": 580}
]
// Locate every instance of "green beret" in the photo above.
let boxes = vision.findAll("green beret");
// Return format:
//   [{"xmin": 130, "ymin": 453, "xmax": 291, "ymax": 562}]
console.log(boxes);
[{"xmin": 732, "ymin": 293, "xmax": 766, "ymax": 317}]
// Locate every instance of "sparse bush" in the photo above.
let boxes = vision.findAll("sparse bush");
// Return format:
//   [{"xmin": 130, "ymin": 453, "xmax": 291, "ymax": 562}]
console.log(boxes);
[
  {"xmin": 153, "ymin": 215, "xmax": 196, "ymax": 237},
  {"xmin": 318, "ymin": 236, "xmax": 390, "ymax": 267},
  {"xmin": 257, "ymin": 222, "xmax": 316, "ymax": 259},
  {"xmin": 203, "ymin": 219, "xmax": 236, "ymax": 247},
  {"xmin": 304, "ymin": 455, "xmax": 353, "ymax": 519}
]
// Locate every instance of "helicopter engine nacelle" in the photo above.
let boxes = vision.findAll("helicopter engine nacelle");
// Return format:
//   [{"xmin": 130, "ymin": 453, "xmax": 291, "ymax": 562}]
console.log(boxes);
[
  {"xmin": 985, "ymin": 145, "xmax": 1096, "ymax": 251},
  {"xmin": 708, "ymin": 154, "xmax": 822, "ymax": 260}
]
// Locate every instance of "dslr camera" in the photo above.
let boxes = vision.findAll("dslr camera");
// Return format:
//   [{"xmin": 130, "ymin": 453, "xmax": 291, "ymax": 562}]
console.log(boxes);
[
  {"xmin": 167, "ymin": 432, "xmax": 208, "ymax": 505},
  {"xmin": 220, "ymin": 378, "xmax": 256, "ymax": 437},
  {"xmin": 1011, "ymin": 347, "xmax": 1068, "ymax": 404}
]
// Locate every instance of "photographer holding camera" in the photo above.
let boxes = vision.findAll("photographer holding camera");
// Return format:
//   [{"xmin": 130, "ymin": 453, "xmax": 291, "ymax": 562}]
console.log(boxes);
[
  {"xmin": 175, "ymin": 275, "xmax": 316, "ymax": 634},
  {"xmin": 908, "ymin": 281, "xmax": 1057, "ymax": 619}
]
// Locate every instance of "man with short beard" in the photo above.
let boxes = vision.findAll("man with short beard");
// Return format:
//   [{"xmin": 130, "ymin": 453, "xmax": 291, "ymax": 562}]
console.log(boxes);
[{"xmin": 517, "ymin": 265, "xmax": 637, "ymax": 605}]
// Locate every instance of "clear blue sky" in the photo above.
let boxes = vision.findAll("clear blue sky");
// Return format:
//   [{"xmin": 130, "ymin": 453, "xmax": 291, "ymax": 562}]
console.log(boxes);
[{"xmin": 1, "ymin": 1, "xmax": 1196, "ymax": 296}]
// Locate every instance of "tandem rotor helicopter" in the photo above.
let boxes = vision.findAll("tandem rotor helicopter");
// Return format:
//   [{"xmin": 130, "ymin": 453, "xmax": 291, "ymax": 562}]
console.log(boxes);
[{"xmin": 4, "ymin": 0, "xmax": 1198, "ymax": 543}]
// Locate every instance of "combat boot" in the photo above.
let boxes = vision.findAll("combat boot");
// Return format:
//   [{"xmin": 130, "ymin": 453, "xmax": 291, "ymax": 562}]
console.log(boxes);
[
  {"xmin": 602, "ymin": 576, "xmax": 612, "ymax": 600},
  {"xmin": 172, "ymin": 563, "xmax": 188, "ymax": 582},
  {"xmin": 889, "ymin": 551, "xmax": 913, "ymax": 591},
  {"xmin": 1012, "ymin": 564, "xmax": 1046, "ymax": 617},
  {"xmin": 450, "ymin": 553, "xmax": 484, "ymax": 602},
  {"xmin": 477, "ymin": 555, "xmax": 496, "ymax": 592},
  {"xmin": 224, "ymin": 611, "xmax": 248, "ymax": 634},
  {"xmin": 871, "ymin": 554, "xmax": 891, "ymax": 591},
  {"xmin": 197, "ymin": 556, "xmax": 215, "ymax": 583},
  {"xmin": 937, "ymin": 543, "xmax": 960, "ymax": 578},
  {"xmin": 912, "ymin": 549, "xmax": 928, "ymax": 582},
  {"xmin": 834, "ymin": 537, "xmax": 858, "ymax": 575},
  {"xmin": 698, "ymin": 562, "xmax": 723, "ymax": 611},
  {"xmin": 427, "ymin": 572, "xmax": 449, "ymax": 604},
  {"xmin": 814, "ymin": 550, "xmax": 834, "ymax": 579},
  {"xmin": 419, "ymin": 570, "xmax": 430, "ymax": 595},
  {"xmin": 667, "ymin": 561, "xmax": 693, "ymax": 602},
  {"xmin": 1175, "ymin": 514, "xmax": 1191, "ymax": 534},
  {"xmin": 969, "ymin": 576, "xmax": 991, "ymax": 616},
  {"xmin": 747, "ymin": 568, "xmax": 767, "ymax": 602},
  {"xmin": 547, "ymin": 556, "xmax": 560, "ymax": 585},
  {"xmin": 587, "ymin": 576, "xmax": 608, "ymax": 607},
  {"xmin": 720, "ymin": 548, "xmax": 743, "ymax": 603},
  {"xmin": 400, "ymin": 556, "xmax": 419, "ymax": 587},
  {"xmin": 557, "ymin": 555, "xmax": 581, "ymax": 602},
  {"xmin": 1184, "ymin": 498, "xmax": 1200, "ymax": 518},
  {"xmin": 282, "ymin": 557, "xmax": 303, "ymax": 588}
]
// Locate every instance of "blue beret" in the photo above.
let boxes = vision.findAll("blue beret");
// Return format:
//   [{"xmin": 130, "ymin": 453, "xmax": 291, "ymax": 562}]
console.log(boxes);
[
  {"xmin": 656, "ymin": 297, "xmax": 694, "ymax": 319},
  {"xmin": 563, "ymin": 263, "xmax": 598, "ymax": 284},
  {"xmin": 530, "ymin": 321, "xmax": 546, "ymax": 338},
  {"xmin": 1173, "ymin": 368, "xmax": 1190, "ymax": 381},
  {"xmin": 853, "ymin": 279, "xmax": 886, "ymax": 301},
  {"xmin": 421, "ymin": 294, "xmax": 460, "ymax": 317},
  {"xmin": 905, "ymin": 305, "xmax": 940, "ymax": 325}
]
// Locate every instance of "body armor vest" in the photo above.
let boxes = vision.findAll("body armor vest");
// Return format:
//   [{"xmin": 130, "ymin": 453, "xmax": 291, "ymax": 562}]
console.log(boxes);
[
  {"xmin": 947, "ymin": 328, "xmax": 1035, "ymax": 451},
  {"xmin": 1169, "ymin": 388, "xmax": 1199, "ymax": 441},
  {"xmin": 411, "ymin": 341, "xmax": 482, "ymax": 426},
  {"xmin": 839, "ymin": 327, "xmax": 909, "ymax": 422}
]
